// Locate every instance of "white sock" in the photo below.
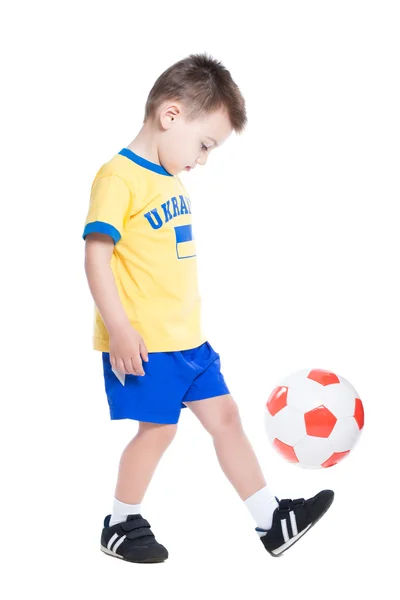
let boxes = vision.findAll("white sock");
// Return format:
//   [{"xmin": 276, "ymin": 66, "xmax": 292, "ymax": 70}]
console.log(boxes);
[
  {"xmin": 244, "ymin": 485, "xmax": 279, "ymax": 531},
  {"xmin": 109, "ymin": 497, "xmax": 142, "ymax": 527}
]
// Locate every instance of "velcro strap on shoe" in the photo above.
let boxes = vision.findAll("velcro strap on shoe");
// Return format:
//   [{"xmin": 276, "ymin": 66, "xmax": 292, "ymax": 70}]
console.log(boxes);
[
  {"xmin": 279, "ymin": 499, "xmax": 292, "ymax": 512},
  {"xmin": 125, "ymin": 526, "xmax": 155, "ymax": 542},
  {"xmin": 279, "ymin": 498, "xmax": 306, "ymax": 513},
  {"xmin": 292, "ymin": 498, "xmax": 305, "ymax": 507},
  {"xmin": 121, "ymin": 517, "xmax": 151, "ymax": 533}
]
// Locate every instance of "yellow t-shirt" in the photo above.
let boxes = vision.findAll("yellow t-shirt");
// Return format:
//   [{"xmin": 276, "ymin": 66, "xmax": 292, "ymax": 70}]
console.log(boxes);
[{"xmin": 82, "ymin": 148, "xmax": 206, "ymax": 352}]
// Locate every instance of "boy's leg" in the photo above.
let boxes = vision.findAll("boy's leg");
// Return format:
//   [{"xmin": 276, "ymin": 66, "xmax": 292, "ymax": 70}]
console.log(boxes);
[
  {"xmin": 185, "ymin": 394, "xmax": 267, "ymax": 500},
  {"xmin": 184, "ymin": 394, "xmax": 334, "ymax": 555},
  {"xmin": 113, "ymin": 421, "xmax": 177, "ymax": 508},
  {"xmin": 101, "ymin": 421, "xmax": 175, "ymax": 563}
]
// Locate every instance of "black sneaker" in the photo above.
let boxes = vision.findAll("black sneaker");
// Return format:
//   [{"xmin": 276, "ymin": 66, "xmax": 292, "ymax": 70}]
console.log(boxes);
[
  {"xmin": 256, "ymin": 489, "xmax": 334, "ymax": 557},
  {"xmin": 100, "ymin": 514, "xmax": 168, "ymax": 563}
]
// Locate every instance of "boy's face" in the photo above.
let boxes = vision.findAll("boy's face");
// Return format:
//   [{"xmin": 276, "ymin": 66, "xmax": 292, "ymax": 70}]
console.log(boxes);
[{"xmin": 157, "ymin": 102, "xmax": 233, "ymax": 175}]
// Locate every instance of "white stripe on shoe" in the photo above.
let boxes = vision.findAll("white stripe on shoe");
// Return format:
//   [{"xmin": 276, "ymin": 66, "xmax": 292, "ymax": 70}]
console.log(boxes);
[
  {"xmin": 289, "ymin": 510, "xmax": 298, "ymax": 536},
  {"xmin": 107, "ymin": 533, "xmax": 119, "ymax": 550},
  {"xmin": 106, "ymin": 533, "xmax": 127, "ymax": 556},
  {"xmin": 112, "ymin": 535, "xmax": 126, "ymax": 553},
  {"xmin": 271, "ymin": 524, "xmax": 312, "ymax": 555},
  {"xmin": 280, "ymin": 519, "xmax": 289, "ymax": 543}
]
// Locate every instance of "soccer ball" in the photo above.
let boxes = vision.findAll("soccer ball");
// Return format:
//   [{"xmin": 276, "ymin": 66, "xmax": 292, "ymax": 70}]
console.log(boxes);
[{"xmin": 264, "ymin": 369, "xmax": 364, "ymax": 468}]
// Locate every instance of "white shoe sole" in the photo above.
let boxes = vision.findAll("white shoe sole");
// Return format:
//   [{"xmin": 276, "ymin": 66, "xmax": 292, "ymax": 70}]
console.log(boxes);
[
  {"xmin": 270, "ymin": 524, "xmax": 312, "ymax": 556},
  {"xmin": 100, "ymin": 544, "xmax": 167, "ymax": 563}
]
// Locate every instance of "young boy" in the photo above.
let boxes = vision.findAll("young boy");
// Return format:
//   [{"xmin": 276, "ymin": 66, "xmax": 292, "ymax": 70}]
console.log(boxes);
[{"xmin": 83, "ymin": 53, "xmax": 334, "ymax": 564}]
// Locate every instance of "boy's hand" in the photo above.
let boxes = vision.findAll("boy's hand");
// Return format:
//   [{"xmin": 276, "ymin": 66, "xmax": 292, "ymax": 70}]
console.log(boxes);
[{"xmin": 109, "ymin": 326, "xmax": 149, "ymax": 376}]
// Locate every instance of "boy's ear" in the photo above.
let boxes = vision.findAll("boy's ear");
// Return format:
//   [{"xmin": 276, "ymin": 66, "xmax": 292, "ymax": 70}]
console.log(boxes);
[{"xmin": 160, "ymin": 103, "xmax": 180, "ymax": 130}]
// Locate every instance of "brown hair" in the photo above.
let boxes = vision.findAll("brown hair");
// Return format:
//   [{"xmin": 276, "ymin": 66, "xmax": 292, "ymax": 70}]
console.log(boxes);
[{"xmin": 144, "ymin": 53, "xmax": 247, "ymax": 133}]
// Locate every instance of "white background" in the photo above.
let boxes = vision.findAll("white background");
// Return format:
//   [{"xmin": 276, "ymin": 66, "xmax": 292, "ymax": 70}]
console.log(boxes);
[{"xmin": 2, "ymin": 1, "xmax": 399, "ymax": 598}]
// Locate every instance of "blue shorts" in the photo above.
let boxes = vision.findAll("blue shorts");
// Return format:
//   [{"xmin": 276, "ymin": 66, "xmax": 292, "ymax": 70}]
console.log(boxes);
[{"xmin": 101, "ymin": 341, "xmax": 230, "ymax": 424}]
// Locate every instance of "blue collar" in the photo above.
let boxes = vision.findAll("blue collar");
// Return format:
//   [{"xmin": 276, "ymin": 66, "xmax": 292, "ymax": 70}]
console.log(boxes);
[{"xmin": 118, "ymin": 148, "xmax": 173, "ymax": 176}]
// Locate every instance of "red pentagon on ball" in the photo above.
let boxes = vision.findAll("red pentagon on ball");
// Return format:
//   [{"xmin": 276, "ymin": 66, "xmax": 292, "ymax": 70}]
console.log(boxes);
[
  {"xmin": 307, "ymin": 369, "xmax": 340, "ymax": 386},
  {"xmin": 322, "ymin": 450, "xmax": 350, "ymax": 468},
  {"xmin": 273, "ymin": 438, "xmax": 299, "ymax": 463},
  {"xmin": 266, "ymin": 386, "xmax": 288, "ymax": 416},
  {"xmin": 354, "ymin": 398, "xmax": 364, "ymax": 430},
  {"xmin": 304, "ymin": 405, "xmax": 337, "ymax": 437}
]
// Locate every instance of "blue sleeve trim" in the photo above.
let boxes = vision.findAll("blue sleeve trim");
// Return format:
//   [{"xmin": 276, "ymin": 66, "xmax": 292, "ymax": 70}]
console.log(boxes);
[{"xmin": 82, "ymin": 221, "xmax": 121, "ymax": 244}]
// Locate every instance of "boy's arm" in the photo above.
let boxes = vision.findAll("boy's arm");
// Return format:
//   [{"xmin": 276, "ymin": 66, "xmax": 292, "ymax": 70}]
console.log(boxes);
[
  {"xmin": 84, "ymin": 233, "xmax": 130, "ymax": 334},
  {"xmin": 84, "ymin": 233, "xmax": 148, "ymax": 375}
]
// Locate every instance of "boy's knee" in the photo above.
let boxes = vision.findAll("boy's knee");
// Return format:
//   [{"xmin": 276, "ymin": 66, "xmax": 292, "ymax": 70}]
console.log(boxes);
[{"xmin": 211, "ymin": 402, "xmax": 242, "ymax": 436}]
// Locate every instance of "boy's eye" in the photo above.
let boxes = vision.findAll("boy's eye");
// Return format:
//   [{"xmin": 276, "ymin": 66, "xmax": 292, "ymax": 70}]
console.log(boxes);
[{"xmin": 201, "ymin": 143, "xmax": 209, "ymax": 152}]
